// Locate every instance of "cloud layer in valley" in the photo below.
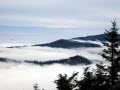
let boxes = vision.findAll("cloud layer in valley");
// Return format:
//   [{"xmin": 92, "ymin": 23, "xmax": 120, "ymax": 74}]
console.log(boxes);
[
  {"xmin": 0, "ymin": 62, "xmax": 90, "ymax": 90},
  {"xmin": 0, "ymin": 45, "xmax": 103, "ymax": 62}
]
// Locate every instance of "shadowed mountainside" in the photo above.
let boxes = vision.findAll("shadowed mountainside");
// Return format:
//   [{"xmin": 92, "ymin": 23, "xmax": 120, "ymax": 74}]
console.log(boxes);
[
  {"xmin": 73, "ymin": 34, "xmax": 120, "ymax": 41},
  {"xmin": 0, "ymin": 55, "xmax": 92, "ymax": 66},
  {"xmin": 25, "ymin": 55, "xmax": 92, "ymax": 66},
  {"xmin": 7, "ymin": 34, "xmax": 113, "ymax": 49},
  {"xmin": 33, "ymin": 39, "xmax": 101, "ymax": 48}
]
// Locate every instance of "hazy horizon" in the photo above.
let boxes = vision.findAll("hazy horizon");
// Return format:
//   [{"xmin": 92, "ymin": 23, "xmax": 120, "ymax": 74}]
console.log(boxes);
[{"xmin": 0, "ymin": 0, "xmax": 120, "ymax": 44}]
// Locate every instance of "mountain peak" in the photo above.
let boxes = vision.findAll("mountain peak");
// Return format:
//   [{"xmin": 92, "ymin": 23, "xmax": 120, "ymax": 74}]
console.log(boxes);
[
  {"xmin": 72, "ymin": 34, "xmax": 120, "ymax": 41},
  {"xmin": 34, "ymin": 39, "xmax": 101, "ymax": 48}
]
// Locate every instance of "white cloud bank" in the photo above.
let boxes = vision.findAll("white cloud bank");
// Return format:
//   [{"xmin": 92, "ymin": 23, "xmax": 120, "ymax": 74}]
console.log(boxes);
[
  {"xmin": 0, "ymin": 45, "xmax": 103, "ymax": 62},
  {"xmin": 0, "ymin": 58, "xmax": 97, "ymax": 90},
  {"xmin": 0, "ymin": 62, "xmax": 87, "ymax": 90},
  {"xmin": 0, "ymin": 42, "xmax": 104, "ymax": 90}
]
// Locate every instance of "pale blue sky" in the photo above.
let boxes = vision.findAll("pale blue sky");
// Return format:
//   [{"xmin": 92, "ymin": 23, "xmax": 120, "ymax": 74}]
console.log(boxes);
[{"xmin": 0, "ymin": 0, "xmax": 120, "ymax": 43}]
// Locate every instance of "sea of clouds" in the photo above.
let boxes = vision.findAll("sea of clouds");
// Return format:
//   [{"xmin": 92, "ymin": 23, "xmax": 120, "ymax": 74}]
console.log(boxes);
[
  {"xmin": 0, "ymin": 62, "xmax": 92, "ymax": 90},
  {"xmin": 0, "ymin": 40, "xmax": 103, "ymax": 62},
  {"xmin": 0, "ymin": 40, "xmax": 104, "ymax": 90}
]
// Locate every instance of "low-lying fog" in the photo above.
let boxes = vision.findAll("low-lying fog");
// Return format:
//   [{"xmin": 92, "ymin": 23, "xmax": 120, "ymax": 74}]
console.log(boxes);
[
  {"xmin": 0, "ymin": 46, "xmax": 103, "ymax": 62},
  {"xmin": 0, "ymin": 41, "xmax": 104, "ymax": 90},
  {"xmin": 0, "ymin": 62, "xmax": 96, "ymax": 90}
]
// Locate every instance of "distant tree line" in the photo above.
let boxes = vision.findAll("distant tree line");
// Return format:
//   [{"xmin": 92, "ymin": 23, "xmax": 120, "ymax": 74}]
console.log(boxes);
[
  {"xmin": 0, "ymin": 55, "xmax": 92, "ymax": 66},
  {"xmin": 25, "ymin": 55, "xmax": 92, "ymax": 66},
  {"xmin": 0, "ymin": 58, "xmax": 8, "ymax": 62},
  {"xmin": 0, "ymin": 58, "xmax": 21, "ymax": 63}
]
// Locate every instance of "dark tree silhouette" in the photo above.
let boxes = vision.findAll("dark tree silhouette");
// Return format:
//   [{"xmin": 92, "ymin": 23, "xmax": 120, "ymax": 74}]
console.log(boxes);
[
  {"xmin": 77, "ymin": 65, "xmax": 111, "ymax": 90},
  {"xmin": 54, "ymin": 72, "xmax": 78, "ymax": 90},
  {"xmin": 33, "ymin": 84, "xmax": 40, "ymax": 90},
  {"xmin": 101, "ymin": 20, "xmax": 120, "ymax": 88},
  {"xmin": 76, "ymin": 67, "xmax": 95, "ymax": 90}
]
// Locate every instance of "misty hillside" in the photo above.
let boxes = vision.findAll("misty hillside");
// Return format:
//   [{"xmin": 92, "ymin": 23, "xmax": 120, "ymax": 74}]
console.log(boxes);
[
  {"xmin": 34, "ymin": 39, "xmax": 101, "ymax": 48},
  {"xmin": 0, "ymin": 55, "xmax": 92, "ymax": 66},
  {"xmin": 6, "ymin": 34, "xmax": 111, "ymax": 49},
  {"xmin": 25, "ymin": 55, "xmax": 92, "ymax": 65},
  {"xmin": 73, "ymin": 34, "xmax": 120, "ymax": 41}
]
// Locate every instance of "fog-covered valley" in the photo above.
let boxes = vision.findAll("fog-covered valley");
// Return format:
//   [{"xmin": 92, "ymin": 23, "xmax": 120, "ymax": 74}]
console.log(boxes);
[
  {"xmin": 0, "ymin": 39, "xmax": 105, "ymax": 90},
  {"xmin": 0, "ymin": 46, "xmax": 103, "ymax": 62},
  {"xmin": 0, "ymin": 62, "xmax": 90, "ymax": 90}
]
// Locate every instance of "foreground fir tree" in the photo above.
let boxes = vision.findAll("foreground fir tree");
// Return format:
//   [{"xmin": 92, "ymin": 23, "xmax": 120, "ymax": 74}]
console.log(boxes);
[{"xmin": 101, "ymin": 20, "xmax": 120, "ymax": 88}]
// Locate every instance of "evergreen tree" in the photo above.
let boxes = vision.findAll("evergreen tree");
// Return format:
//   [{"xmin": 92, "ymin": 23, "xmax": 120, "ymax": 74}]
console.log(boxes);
[
  {"xmin": 76, "ymin": 67, "xmax": 94, "ymax": 90},
  {"xmin": 54, "ymin": 72, "xmax": 78, "ymax": 90},
  {"xmin": 92, "ymin": 64, "xmax": 110, "ymax": 89},
  {"xmin": 101, "ymin": 20, "xmax": 120, "ymax": 88}
]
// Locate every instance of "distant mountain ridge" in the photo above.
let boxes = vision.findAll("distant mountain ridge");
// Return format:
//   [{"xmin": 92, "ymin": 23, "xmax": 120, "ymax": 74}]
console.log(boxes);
[
  {"xmin": 34, "ymin": 39, "xmax": 101, "ymax": 48},
  {"xmin": 7, "ymin": 34, "xmax": 117, "ymax": 49},
  {"xmin": 35, "ymin": 34, "xmax": 120, "ymax": 48},
  {"xmin": 0, "ymin": 55, "xmax": 92, "ymax": 65},
  {"xmin": 73, "ymin": 34, "xmax": 120, "ymax": 41},
  {"xmin": 25, "ymin": 55, "xmax": 92, "ymax": 65}
]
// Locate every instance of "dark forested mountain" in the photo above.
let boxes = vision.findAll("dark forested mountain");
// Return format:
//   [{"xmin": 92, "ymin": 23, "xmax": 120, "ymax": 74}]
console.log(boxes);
[
  {"xmin": 73, "ymin": 34, "xmax": 120, "ymax": 41},
  {"xmin": 34, "ymin": 39, "xmax": 101, "ymax": 48},
  {"xmin": 0, "ymin": 58, "xmax": 8, "ymax": 62},
  {"xmin": 0, "ymin": 58, "xmax": 21, "ymax": 63},
  {"xmin": 25, "ymin": 55, "xmax": 92, "ymax": 66},
  {"xmin": 0, "ymin": 55, "xmax": 92, "ymax": 65},
  {"xmin": 7, "ymin": 34, "xmax": 115, "ymax": 49},
  {"xmin": 73, "ymin": 34, "xmax": 106, "ymax": 41}
]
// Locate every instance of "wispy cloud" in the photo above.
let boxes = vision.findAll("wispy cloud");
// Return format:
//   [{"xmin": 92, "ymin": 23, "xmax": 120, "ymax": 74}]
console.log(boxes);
[
  {"xmin": 0, "ymin": 15, "xmax": 106, "ymax": 28},
  {"xmin": 0, "ymin": 0, "xmax": 120, "ymax": 42}
]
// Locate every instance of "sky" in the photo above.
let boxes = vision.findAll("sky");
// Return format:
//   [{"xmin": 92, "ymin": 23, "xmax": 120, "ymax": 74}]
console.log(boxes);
[{"xmin": 0, "ymin": 0, "xmax": 120, "ymax": 44}]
